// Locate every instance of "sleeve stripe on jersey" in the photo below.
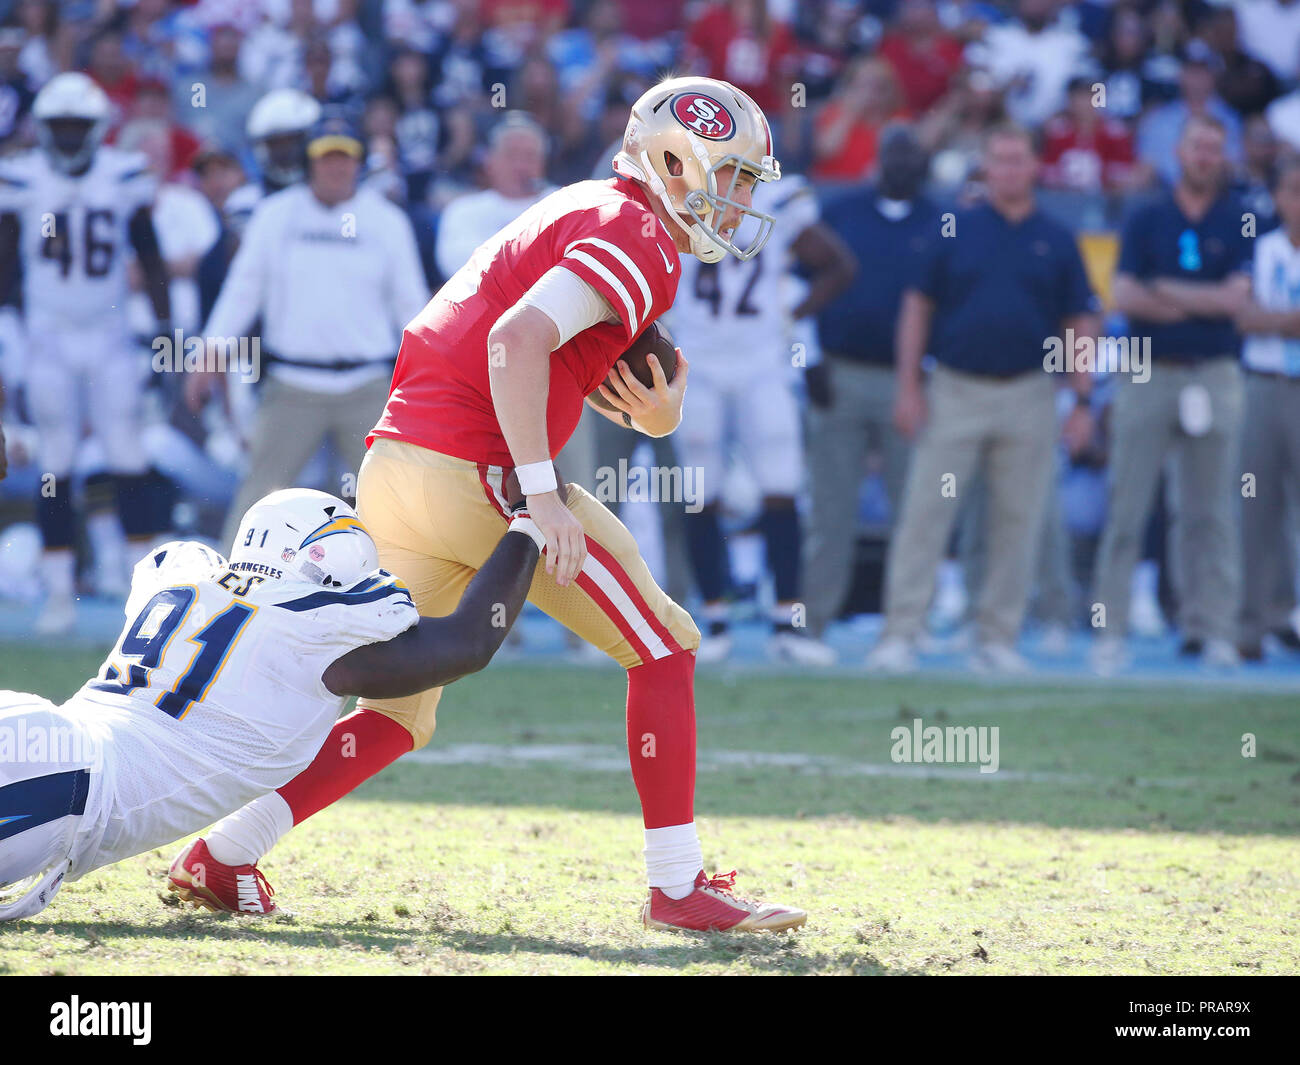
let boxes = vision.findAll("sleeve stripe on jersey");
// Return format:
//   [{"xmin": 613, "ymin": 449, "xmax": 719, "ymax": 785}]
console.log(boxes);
[
  {"xmin": 274, "ymin": 584, "xmax": 415, "ymax": 612},
  {"xmin": 564, "ymin": 248, "xmax": 641, "ymax": 333},
  {"xmin": 564, "ymin": 238, "xmax": 654, "ymax": 326}
]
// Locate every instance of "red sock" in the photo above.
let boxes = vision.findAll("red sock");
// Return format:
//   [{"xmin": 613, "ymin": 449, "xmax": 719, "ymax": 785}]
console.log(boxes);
[
  {"xmin": 276, "ymin": 707, "xmax": 414, "ymax": 825},
  {"xmin": 626, "ymin": 650, "xmax": 697, "ymax": 829}
]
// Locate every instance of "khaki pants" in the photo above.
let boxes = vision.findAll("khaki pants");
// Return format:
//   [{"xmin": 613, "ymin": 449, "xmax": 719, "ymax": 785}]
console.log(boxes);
[
  {"xmin": 222, "ymin": 374, "xmax": 391, "ymax": 549},
  {"xmin": 959, "ymin": 450, "xmax": 1076, "ymax": 627},
  {"xmin": 803, "ymin": 359, "xmax": 911, "ymax": 636},
  {"xmin": 355, "ymin": 438, "xmax": 700, "ymax": 748},
  {"xmin": 1239, "ymin": 371, "xmax": 1300, "ymax": 645},
  {"xmin": 1092, "ymin": 357, "xmax": 1244, "ymax": 642},
  {"xmin": 881, "ymin": 365, "xmax": 1058, "ymax": 647}
]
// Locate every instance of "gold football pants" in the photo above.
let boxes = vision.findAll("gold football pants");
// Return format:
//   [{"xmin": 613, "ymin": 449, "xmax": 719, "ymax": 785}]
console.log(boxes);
[{"xmin": 354, "ymin": 438, "xmax": 700, "ymax": 748}]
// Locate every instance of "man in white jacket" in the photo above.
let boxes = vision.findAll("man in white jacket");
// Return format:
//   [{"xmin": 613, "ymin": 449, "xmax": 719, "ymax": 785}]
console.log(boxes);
[{"xmin": 187, "ymin": 116, "xmax": 429, "ymax": 548}]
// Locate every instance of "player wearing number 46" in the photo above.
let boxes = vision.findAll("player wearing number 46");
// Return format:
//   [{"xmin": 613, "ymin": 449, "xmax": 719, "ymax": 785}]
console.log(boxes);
[
  {"xmin": 0, "ymin": 488, "xmax": 546, "ymax": 921},
  {"xmin": 0, "ymin": 72, "xmax": 173, "ymax": 637}
]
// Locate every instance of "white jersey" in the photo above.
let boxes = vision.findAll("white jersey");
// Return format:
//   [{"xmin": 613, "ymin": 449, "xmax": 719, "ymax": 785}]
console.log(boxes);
[
  {"xmin": 667, "ymin": 175, "xmax": 819, "ymax": 376},
  {"xmin": 61, "ymin": 541, "xmax": 417, "ymax": 880},
  {"xmin": 1243, "ymin": 227, "xmax": 1300, "ymax": 377},
  {"xmin": 0, "ymin": 146, "xmax": 156, "ymax": 332},
  {"xmin": 222, "ymin": 180, "xmax": 266, "ymax": 222}
]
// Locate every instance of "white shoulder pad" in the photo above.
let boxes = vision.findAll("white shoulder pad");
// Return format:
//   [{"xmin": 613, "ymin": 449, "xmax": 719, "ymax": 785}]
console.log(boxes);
[
  {"xmin": 107, "ymin": 148, "xmax": 157, "ymax": 210},
  {"xmin": 267, "ymin": 569, "xmax": 419, "ymax": 652},
  {"xmin": 223, "ymin": 182, "xmax": 264, "ymax": 219},
  {"xmin": 125, "ymin": 540, "xmax": 228, "ymax": 618}
]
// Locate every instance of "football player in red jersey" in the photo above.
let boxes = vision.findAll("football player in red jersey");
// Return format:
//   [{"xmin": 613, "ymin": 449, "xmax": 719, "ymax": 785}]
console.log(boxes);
[{"xmin": 173, "ymin": 77, "xmax": 808, "ymax": 932}]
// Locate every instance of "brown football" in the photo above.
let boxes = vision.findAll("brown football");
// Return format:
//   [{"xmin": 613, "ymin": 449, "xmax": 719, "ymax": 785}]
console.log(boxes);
[{"xmin": 588, "ymin": 321, "xmax": 679, "ymax": 411}]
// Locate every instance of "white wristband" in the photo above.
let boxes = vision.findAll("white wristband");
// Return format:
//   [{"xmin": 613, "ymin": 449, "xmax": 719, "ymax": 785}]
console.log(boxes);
[
  {"xmin": 515, "ymin": 460, "xmax": 558, "ymax": 495},
  {"xmin": 508, "ymin": 515, "xmax": 548, "ymax": 550}
]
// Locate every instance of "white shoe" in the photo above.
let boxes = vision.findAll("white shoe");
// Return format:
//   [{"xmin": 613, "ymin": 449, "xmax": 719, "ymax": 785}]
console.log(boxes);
[
  {"xmin": 767, "ymin": 630, "xmax": 837, "ymax": 667},
  {"xmin": 1089, "ymin": 636, "xmax": 1130, "ymax": 676},
  {"xmin": 1202, "ymin": 638, "xmax": 1241, "ymax": 670},
  {"xmin": 35, "ymin": 595, "xmax": 76, "ymax": 635},
  {"xmin": 865, "ymin": 637, "xmax": 917, "ymax": 674},
  {"xmin": 695, "ymin": 632, "xmax": 733, "ymax": 664},
  {"xmin": 970, "ymin": 644, "xmax": 1030, "ymax": 675},
  {"xmin": 1038, "ymin": 623, "xmax": 1071, "ymax": 657},
  {"xmin": 1129, "ymin": 593, "xmax": 1167, "ymax": 639}
]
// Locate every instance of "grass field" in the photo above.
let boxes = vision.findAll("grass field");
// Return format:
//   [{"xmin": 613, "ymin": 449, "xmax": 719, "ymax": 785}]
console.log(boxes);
[{"xmin": 2, "ymin": 642, "xmax": 1299, "ymax": 975}]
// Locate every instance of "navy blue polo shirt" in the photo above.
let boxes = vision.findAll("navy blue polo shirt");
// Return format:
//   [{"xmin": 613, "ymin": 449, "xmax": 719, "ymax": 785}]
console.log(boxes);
[
  {"xmin": 816, "ymin": 189, "xmax": 939, "ymax": 365},
  {"xmin": 1117, "ymin": 190, "xmax": 1252, "ymax": 360},
  {"xmin": 913, "ymin": 203, "xmax": 1097, "ymax": 376}
]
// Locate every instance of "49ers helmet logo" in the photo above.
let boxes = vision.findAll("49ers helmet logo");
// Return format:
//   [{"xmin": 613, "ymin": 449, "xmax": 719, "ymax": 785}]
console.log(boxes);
[{"xmin": 670, "ymin": 93, "xmax": 735, "ymax": 140}]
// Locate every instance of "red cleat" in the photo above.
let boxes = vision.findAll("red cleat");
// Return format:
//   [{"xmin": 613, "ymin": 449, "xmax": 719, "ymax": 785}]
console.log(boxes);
[
  {"xmin": 641, "ymin": 870, "xmax": 806, "ymax": 932},
  {"xmin": 167, "ymin": 838, "xmax": 277, "ymax": 915}
]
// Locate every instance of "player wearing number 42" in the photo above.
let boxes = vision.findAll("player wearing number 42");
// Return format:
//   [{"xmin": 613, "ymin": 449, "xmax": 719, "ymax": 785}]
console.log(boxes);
[{"xmin": 0, "ymin": 489, "xmax": 545, "ymax": 920}]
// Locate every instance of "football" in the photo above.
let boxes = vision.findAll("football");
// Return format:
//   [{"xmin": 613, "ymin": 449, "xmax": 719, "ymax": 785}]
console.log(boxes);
[{"xmin": 588, "ymin": 320, "xmax": 679, "ymax": 411}]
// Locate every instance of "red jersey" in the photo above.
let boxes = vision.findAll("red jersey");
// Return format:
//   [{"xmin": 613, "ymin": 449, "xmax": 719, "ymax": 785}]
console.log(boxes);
[
  {"xmin": 685, "ymin": 4, "xmax": 800, "ymax": 114},
  {"xmin": 878, "ymin": 32, "xmax": 963, "ymax": 114},
  {"xmin": 1041, "ymin": 114, "xmax": 1136, "ymax": 193},
  {"xmin": 370, "ymin": 177, "xmax": 681, "ymax": 466}
]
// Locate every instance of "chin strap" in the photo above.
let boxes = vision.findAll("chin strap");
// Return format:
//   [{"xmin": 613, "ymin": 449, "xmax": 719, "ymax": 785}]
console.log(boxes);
[{"xmin": 616, "ymin": 149, "xmax": 728, "ymax": 264}]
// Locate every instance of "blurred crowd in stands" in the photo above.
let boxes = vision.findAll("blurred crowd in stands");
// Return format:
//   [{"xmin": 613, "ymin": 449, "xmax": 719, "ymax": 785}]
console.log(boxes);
[{"xmin": 3, "ymin": 0, "xmax": 1300, "ymax": 674}]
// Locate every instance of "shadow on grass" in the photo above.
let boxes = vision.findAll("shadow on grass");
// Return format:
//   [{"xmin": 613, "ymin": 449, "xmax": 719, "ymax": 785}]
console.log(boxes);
[{"xmin": 2, "ymin": 915, "xmax": 915, "ymax": 975}]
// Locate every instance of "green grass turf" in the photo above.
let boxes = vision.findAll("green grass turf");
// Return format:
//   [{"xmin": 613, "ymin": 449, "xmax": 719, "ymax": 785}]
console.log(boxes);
[{"xmin": 1, "ymin": 643, "xmax": 1298, "ymax": 974}]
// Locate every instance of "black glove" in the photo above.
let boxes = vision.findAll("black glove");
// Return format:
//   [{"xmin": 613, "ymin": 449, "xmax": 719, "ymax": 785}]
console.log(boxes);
[{"xmin": 805, "ymin": 362, "xmax": 832, "ymax": 410}]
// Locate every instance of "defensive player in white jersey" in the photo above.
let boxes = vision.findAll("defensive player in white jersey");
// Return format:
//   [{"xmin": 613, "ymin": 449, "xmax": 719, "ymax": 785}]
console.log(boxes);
[
  {"xmin": 0, "ymin": 486, "xmax": 545, "ymax": 921},
  {"xmin": 223, "ymin": 88, "xmax": 322, "ymax": 224},
  {"xmin": 667, "ymin": 173, "xmax": 854, "ymax": 664},
  {"xmin": 0, "ymin": 72, "xmax": 172, "ymax": 636}
]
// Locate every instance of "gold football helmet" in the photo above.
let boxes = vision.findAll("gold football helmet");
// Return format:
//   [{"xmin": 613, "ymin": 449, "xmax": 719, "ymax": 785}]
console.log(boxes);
[{"xmin": 613, "ymin": 76, "xmax": 781, "ymax": 263}]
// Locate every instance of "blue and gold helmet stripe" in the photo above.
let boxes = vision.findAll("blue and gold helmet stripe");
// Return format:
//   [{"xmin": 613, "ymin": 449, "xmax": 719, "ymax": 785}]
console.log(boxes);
[{"xmin": 299, "ymin": 515, "xmax": 367, "ymax": 549}]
